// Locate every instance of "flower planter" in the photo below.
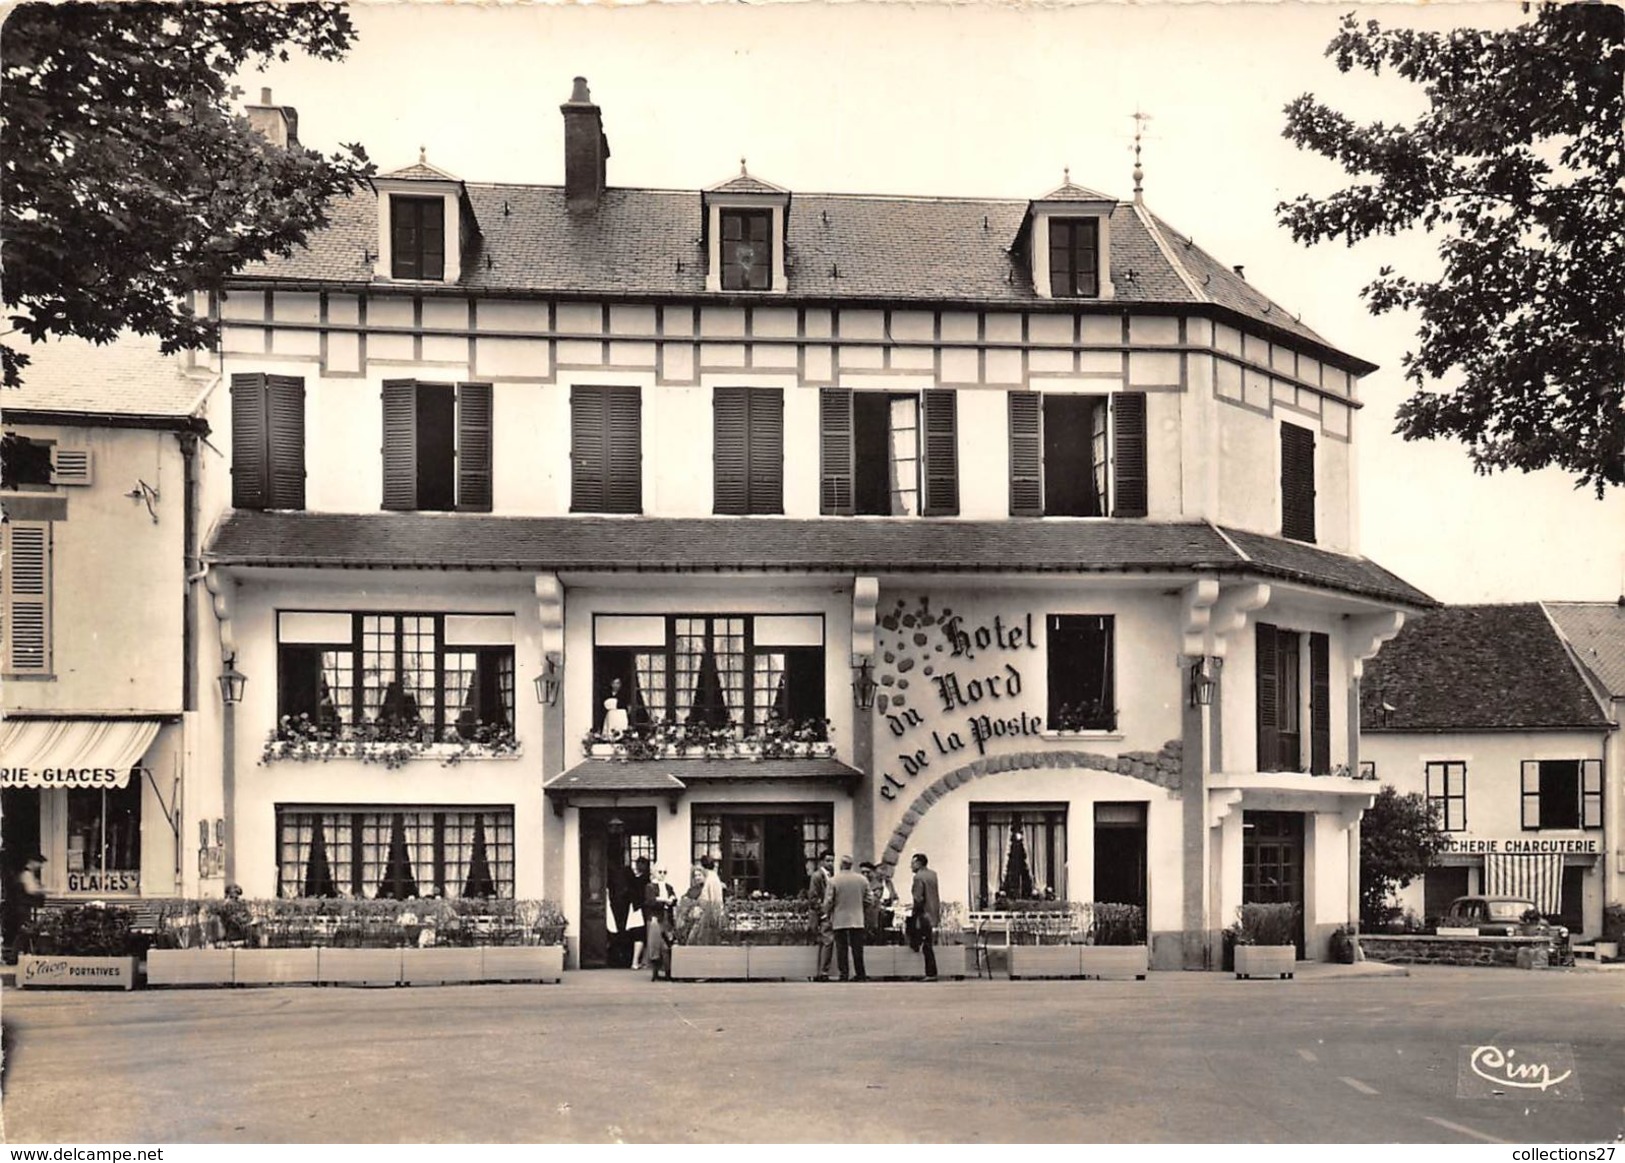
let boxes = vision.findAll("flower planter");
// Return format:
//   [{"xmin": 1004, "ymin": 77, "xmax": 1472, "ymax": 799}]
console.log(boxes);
[
  {"xmin": 318, "ymin": 947, "xmax": 403, "ymax": 986},
  {"xmin": 17, "ymin": 954, "xmax": 137, "ymax": 990},
  {"xmin": 1595, "ymin": 941, "xmax": 1619, "ymax": 962},
  {"xmin": 481, "ymin": 945, "xmax": 564, "ymax": 983},
  {"xmin": 669, "ymin": 945, "xmax": 749, "ymax": 980},
  {"xmin": 401, "ymin": 947, "xmax": 485, "ymax": 985},
  {"xmin": 746, "ymin": 945, "xmax": 819, "ymax": 980},
  {"xmin": 870, "ymin": 944, "xmax": 967, "ymax": 979},
  {"xmin": 1009, "ymin": 945, "xmax": 1083, "ymax": 979},
  {"xmin": 233, "ymin": 947, "xmax": 319, "ymax": 986},
  {"xmin": 1079, "ymin": 945, "xmax": 1149, "ymax": 980},
  {"xmin": 1234, "ymin": 944, "xmax": 1296, "ymax": 980},
  {"xmin": 147, "ymin": 948, "xmax": 236, "ymax": 987}
]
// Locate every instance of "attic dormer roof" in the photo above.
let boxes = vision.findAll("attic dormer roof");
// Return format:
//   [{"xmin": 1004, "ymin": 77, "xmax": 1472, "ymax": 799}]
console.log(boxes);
[
  {"xmin": 705, "ymin": 161, "xmax": 790, "ymax": 197},
  {"xmin": 1036, "ymin": 179, "xmax": 1115, "ymax": 202},
  {"xmin": 379, "ymin": 155, "xmax": 464, "ymax": 183}
]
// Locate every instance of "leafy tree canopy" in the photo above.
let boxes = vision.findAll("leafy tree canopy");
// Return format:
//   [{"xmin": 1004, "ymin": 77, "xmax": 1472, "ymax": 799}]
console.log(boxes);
[
  {"xmin": 1358, "ymin": 785, "xmax": 1446, "ymax": 927},
  {"xmin": 2, "ymin": 1, "xmax": 375, "ymax": 386},
  {"xmin": 1279, "ymin": 3, "xmax": 1624, "ymax": 495}
]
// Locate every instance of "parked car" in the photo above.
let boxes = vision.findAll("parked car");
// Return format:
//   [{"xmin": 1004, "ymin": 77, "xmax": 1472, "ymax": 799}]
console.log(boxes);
[{"xmin": 1444, "ymin": 895, "xmax": 1568, "ymax": 939}]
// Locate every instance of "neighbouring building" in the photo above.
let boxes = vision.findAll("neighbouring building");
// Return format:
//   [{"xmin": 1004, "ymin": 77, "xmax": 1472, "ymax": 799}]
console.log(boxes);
[
  {"xmin": 1, "ymin": 336, "xmax": 212, "ymax": 923},
  {"xmin": 194, "ymin": 81, "xmax": 1434, "ymax": 968},
  {"xmin": 1360, "ymin": 604, "xmax": 1615, "ymax": 936}
]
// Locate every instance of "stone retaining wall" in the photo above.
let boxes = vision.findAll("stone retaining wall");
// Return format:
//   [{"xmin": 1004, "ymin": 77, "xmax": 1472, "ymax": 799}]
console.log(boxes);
[{"xmin": 1358, "ymin": 934, "xmax": 1553, "ymax": 969}]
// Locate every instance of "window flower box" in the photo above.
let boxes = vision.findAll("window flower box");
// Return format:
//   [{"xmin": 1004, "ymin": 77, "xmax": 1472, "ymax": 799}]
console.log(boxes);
[
  {"xmin": 1079, "ymin": 945, "xmax": 1149, "ymax": 980},
  {"xmin": 746, "ymin": 945, "xmax": 819, "ymax": 980},
  {"xmin": 317, "ymin": 947, "xmax": 403, "ymax": 985},
  {"xmin": 1234, "ymin": 945, "xmax": 1296, "ymax": 980},
  {"xmin": 480, "ymin": 945, "xmax": 563, "ymax": 983},
  {"xmin": 17, "ymin": 954, "xmax": 137, "ymax": 990},
  {"xmin": 1009, "ymin": 945, "xmax": 1083, "ymax": 979},
  {"xmin": 669, "ymin": 945, "xmax": 749, "ymax": 980},
  {"xmin": 147, "ymin": 948, "xmax": 235, "ymax": 987},
  {"xmin": 233, "ymin": 947, "xmax": 319, "ymax": 986}
]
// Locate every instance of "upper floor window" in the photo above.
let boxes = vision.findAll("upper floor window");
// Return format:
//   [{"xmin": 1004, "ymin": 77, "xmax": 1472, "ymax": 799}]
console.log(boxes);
[
  {"xmin": 1280, "ymin": 422, "xmax": 1317, "ymax": 543},
  {"xmin": 1049, "ymin": 218, "xmax": 1100, "ymax": 297},
  {"xmin": 381, "ymin": 380, "xmax": 492, "ymax": 512},
  {"xmin": 231, "ymin": 373, "xmax": 305, "ymax": 511},
  {"xmin": 2, "ymin": 434, "xmax": 53, "ymax": 489},
  {"xmin": 390, "ymin": 195, "xmax": 445, "ymax": 281},
  {"xmin": 719, "ymin": 209, "xmax": 772, "ymax": 291},
  {"xmin": 1047, "ymin": 614, "xmax": 1115, "ymax": 732},
  {"xmin": 713, "ymin": 387, "xmax": 783, "ymax": 515},
  {"xmin": 571, "ymin": 385, "xmax": 641, "ymax": 514},
  {"xmin": 1520, "ymin": 760, "xmax": 1602, "ymax": 830},
  {"xmin": 1, "ymin": 520, "xmax": 51, "ymax": 675},
  {"xmin": 592, "ymin": 613, "xmax": 825, "ymax": 735},
  {"xmin": 1009, "ymin": 392, "xmax": 1146, "ymax": 518},
  {"xmin": 276, "ymin": 611, "xmax": 515, "ymax": 743},
  {"xmin": 820, "ymin": 388, "xmax": 957, "ymax": 517},
  {"xmin": 1256, "ymin": 623, "xmax": 1330, "ymax": 774},
  {"xmin": 1425, "ymin": 761, "xmax": 1467, "ymax": 832}
]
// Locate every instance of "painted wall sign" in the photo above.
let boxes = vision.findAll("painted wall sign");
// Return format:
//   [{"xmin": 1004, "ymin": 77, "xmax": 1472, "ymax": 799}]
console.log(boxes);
[
  {"xmin": 1441, "ymin": 837, "xmax": 1600, "ymax": 855},
  {"xmin": 18, "ymin": 954, "xmax": 136, "ymax": 990},
  {"xmin": 66, "ymin": 870, "xmax": 140, "ymax": 893}
]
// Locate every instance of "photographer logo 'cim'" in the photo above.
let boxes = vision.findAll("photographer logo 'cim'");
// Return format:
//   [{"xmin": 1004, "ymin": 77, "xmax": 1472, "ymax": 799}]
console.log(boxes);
[{"xmin": 1458, "ymin": 1044, "xmax": 1582, "ymax": 1101}]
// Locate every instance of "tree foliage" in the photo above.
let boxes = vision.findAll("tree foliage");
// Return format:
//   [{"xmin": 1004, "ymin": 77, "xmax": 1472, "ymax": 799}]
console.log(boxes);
[
  {"xmin": 1359, "ymin": 785, "xmax": 1446, "ymax": 927},
  {"xmin": 1279, "ymin": 3, "xmax": 1624, "ymax": 495},
  {"xmin": 1, "ymin": 1, "xmax": 374, "ymax": 386}
]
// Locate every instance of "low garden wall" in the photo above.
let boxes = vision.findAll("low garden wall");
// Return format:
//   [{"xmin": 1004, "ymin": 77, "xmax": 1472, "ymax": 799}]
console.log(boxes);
[{"xmin": 1358, "ymin": 934, "xmax": 1558, "ymax": 968}]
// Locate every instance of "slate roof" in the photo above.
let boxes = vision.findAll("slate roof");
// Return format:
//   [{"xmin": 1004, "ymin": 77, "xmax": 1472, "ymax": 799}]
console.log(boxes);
[
  {"xmin": 707, "ymin": 170, "xmax": 788, "ymax": 196},
  {"xmin": 379, "ymin": 160, "xmax": 460, "ymax": 182},
  {"xmin": 547, "ymin": 757, "xmax": 863, "ymax": 794},
  {"xmin": 203, "ymin": 512, "xmax": 1435, "ymax": 607},
  {"xmin": 2, "ymin": 334, "xmax": 203, "ymax": 420},
  {"xmin": 1038, "ymin": 180, "xmax": 1114, "ymax": 202},
  {"xmin": 1360, "ymin": 604, "xmax": 1611, "ymax": 732},
  {"xmin": 1545, "ymin": 601, "xmax": 1625, "ymax": 699},
  {"xmin": 235, "ymin": 182, "xmax": 1363, "ymax": 369}
]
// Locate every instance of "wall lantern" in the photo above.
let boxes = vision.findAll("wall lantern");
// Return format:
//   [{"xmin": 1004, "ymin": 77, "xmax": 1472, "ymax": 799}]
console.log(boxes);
[
  {"xmin": 534, "ymin": 653, "xmax": 562, "ymax": 707},
  {"xmin": 218, "ymin": 655, "xmax": 248, "ymax": 705},
  {"xmin": 1188, "ymin": 657, "xmax": 1218, "ymax": 708},
  {"xmin": 851, "ymin": 656, "xmax": 878, "ymax": 711}
]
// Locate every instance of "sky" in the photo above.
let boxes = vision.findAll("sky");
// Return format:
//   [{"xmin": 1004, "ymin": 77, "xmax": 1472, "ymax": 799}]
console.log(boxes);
[{"xmin": 247, "ymin": 0, "xmax": 1625, "ymax": 606}]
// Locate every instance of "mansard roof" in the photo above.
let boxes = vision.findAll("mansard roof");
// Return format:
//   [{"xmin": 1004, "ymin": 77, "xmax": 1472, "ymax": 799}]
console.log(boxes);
[
  {"xmin": 204, "ymin": 512, "xmax": 1435, "ymax": 608},
  {"xmin": 235, "ymin": 182, "xmax": 1370, "ymax": 373}
]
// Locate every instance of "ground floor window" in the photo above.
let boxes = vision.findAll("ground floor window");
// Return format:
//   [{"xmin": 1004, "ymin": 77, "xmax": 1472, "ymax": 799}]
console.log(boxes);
[
  {"xmin": 969, "ymin": 804, "xmax": 1067, "ymax": 908},
  {"xmin": 690, "ymin": 806, "xmax": 832, "ymax": 898},
  {"xmin": 276, "ymin": 806, "xmax": 514, "ymax": 899},
  {"xmin": 65, "ymin": 779, "xmax": 141, "ymax": 893}
]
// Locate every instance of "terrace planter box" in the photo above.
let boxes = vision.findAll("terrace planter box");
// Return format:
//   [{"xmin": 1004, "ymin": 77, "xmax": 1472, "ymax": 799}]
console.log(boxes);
[
  {"xmin": 17, "ymin": 954, "xmax": 137, "ymax": 990},
  {"xmin": 147, "ymin": 948, "xmax": 235, "ymax": 987},
  {"xmin": 870, "ymin": 945, "xmax": 967, "ymax": 979},
  {"xmin": 481, "ymin": 945, "xmax": 563, "ymax": 983},
  {"xmin": 401, "ymin": 947, "xmax": 485, "ymax": 985},
  {"xmin": 1080, "ymin": 945, "xmax": 1149, "ymax": 980},
  {"xmin": 1009, "ymin": 945, "xmax": 1083, "ymax": 979},
  {"xmin": 746, "ymin": 945, "xmax": 818, "ymax": 980},
  {"xmin": 1234, "ymin": 945, "xmax": 1296, "ymax": 980},
  {"xmin": 234, "ymin": 948, "xmax": 320, "ymax": 986},
  {"xmin": 317, "ymin": 947, "xmax": 403, "ymax": 986},
  {"xmin": 669, "ymin": 946, "xmax": 749, "ymax": 980}
]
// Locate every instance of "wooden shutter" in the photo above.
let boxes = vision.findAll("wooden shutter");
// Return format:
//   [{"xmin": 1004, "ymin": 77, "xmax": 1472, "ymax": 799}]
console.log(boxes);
[
  {"xmin": 1581, "ymin": 759, "xmax": 1603, "ymax": 828},
  {"xmin": 51, "ymin": 448, "xmax": 93, "ymax": 486},
  {"xmin": 603, "ymin": 386, "xmax": 642, "ymax": 514},
  {"xmin": 457, "ymin": 382, "xmax": 493, "ymax": 512},
  {"xmin": 714, "ymin": 387, "xmax": 749, "ymax": 515},
  {"xmin": 921, "ymin": 389, "xmax": 959, "ymax": 516},
  {"xmin": 1112, "ymin": 392, "xmax": 1148, "ymax": 518},
  {"xmin": 570, "ymin": 386, "xmax": 605, "ymax": 512},
  {"xmin": 230, "ymin": 373, "xmax": 269, "ymax": 509},
  {"xmin": 747, "ymin": 388, "xmax": 783, "ymax": 514},
  {"xmin": 1308, "ymin": 631, "xmax": 1331, "ymax": 775},
  {"xmin": 1256, "ymin": 622, "xmax": 1279, "ymax": 771},
  {"xmin": 1281, "ymin": 423, "xmax": 1317, "ymax": 542},
  {"xmin": 1008, "ymin": 392, "xmax": 1043, "ymax": 516},
  {"xmin": 264, "ymin": 375, "xmax": 305, "ymax": 510},
  {"xmin": 1521, "ymin": 760, "xmax": 1541, "ymax": 829},
  {"xmin": 381, "ymin": 379, "xmax": 418, "ymax": 510},
  {"xmin": 4, "ymin": 522, "xmax": 50, "ymax": 673},
  {"xmin": 819, "ymin": 388, "xmax": 854, "ymax": 515}
]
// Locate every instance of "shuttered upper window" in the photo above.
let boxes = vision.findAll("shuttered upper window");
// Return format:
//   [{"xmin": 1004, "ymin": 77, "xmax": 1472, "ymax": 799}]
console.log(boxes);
[
  {"xmin": 1520, "ymin": 760, "xmax": 1603, "ymax": 830},
  {"xmin": 713, "ymin": 387, "xmax": 783, "ymax": 515},
  {"xmin": 231, "ymin": 373, "xmax": 305, "ymax": 510},
  {"xmin": 1008, "ymin": 391, "xmax": 1146, "ymax": 518},
  {"xmin": 819, "ymin": 388, "xmax": 957, "ymax": 516},
  {"xmin": 1256, "ymin": 623, "xmax": 1330, "ymax": 774},
  {"xmin": 571, "ymin": 386, "xmax": 641, "ymax": 514},
  {"xmin": 381, "ymin": 380, "xmax": 493, "ymax": 512},
  {"xmin": 1281, "ymin": 422, "xmax": 1317, "ymax": 543},
  {"xmin": 390, "ymin": 195, "xmax": 446, "ymax": 281},
  {"xmin": 2, "ymin": 520, "xmax": 51, "ymax": 675},
  {"xmin": 1049, "ymin": 218, "xmax": 1100, "ymax": 298},
  {"xmin": 720, "ymin": 209, "xmax": 772, "ymax": 291}
]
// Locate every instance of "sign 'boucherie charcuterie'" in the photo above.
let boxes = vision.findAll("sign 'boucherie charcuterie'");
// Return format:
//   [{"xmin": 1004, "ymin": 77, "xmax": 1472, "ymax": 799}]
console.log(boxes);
[
  {"xmin": 1441, "ymin": 838, "xmax": 1600, "ymax": 854},
  {"xmin": 0, "ymin": 766, "xmax": 127, "ymax": 789}
]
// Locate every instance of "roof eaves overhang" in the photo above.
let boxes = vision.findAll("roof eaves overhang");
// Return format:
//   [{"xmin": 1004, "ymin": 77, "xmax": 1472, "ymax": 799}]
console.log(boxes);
[{"xmin": 3, "ymin": 408, "xmax": 210, "ymax": 435}]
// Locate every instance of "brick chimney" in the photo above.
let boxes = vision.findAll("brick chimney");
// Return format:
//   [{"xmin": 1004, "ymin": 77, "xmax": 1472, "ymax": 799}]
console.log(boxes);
[
  {"xmin": 246, "ymin": 87, "xmax": 300, "ymax": 149},
  {"xmin": 561, "ymin": 77, "xmax": 610, "ymax": 213}
]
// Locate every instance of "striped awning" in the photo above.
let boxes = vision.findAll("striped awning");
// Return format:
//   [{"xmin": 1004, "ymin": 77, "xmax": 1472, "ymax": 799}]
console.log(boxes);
[
  {"xmin": 0, "ymin": 717, "xmax": 162, "ymax": 789},
  {"xmin": 1484, "ymin": 853, "xmax": 1563, "ymax": 917}
]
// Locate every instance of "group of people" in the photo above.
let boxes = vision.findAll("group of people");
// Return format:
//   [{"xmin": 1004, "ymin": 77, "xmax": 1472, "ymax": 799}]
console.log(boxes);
[
  {"xmin": 809, "ymin": 851, "xmax": 941, "ymax": 982},
  {"xmin": 609, "ymin": 854, "xmax": 726, "ymax": 980}
]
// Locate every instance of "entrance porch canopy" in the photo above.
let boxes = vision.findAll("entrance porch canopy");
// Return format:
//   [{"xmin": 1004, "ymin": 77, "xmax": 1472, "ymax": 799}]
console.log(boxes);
[{"xmin": 546, "ymin": 756, "xmax": 864, "ymax": 814}]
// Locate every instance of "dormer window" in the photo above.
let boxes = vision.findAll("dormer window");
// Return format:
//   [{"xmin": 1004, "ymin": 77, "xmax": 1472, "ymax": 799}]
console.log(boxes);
[
  {"xmin": 373, "ymin": 154, "xmax": 474, "ymax": 285},
  {"xmin": 1049, "ymin": 218, "xmax": 1100, "ymax": 298},
  {"xmin": 720, "ymin": 209, "xmax": 772, "ymax": 291},
  {"xmin": 390, "ymin": 195, "xmax": 446, "ymax": 281}
]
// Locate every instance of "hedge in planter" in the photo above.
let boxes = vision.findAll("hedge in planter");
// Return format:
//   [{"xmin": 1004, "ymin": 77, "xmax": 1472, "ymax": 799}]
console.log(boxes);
[
  {"xmin": 1229, "ymin": 902, "xmax": 1298, "ymax": 980},
  {"xmin": 17, "ymin": 905, "xmax": 143, "ymax": 990}
]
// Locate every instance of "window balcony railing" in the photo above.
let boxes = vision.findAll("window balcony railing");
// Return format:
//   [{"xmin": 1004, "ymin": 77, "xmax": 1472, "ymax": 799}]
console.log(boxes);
[
  {"xmin": 580, "ymin": 717, "xmax": 834, "ymax": 761},
  {"xmin": 262, "ymin": 714, "xmax": 520, "ymax": 769}
]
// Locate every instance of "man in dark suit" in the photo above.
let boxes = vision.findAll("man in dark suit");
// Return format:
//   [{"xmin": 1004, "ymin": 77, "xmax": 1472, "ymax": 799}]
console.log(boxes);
[
  {"xmin": 826, "ymin": 855, "xmax": 870, "ymax": 982},
  {"xmin": 910, "ymin": 852, "xmax": 941, "ymax": 981},
  {"xmin": 809, "ymin": 851, "xmax": 835, "ymax": 980}
]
